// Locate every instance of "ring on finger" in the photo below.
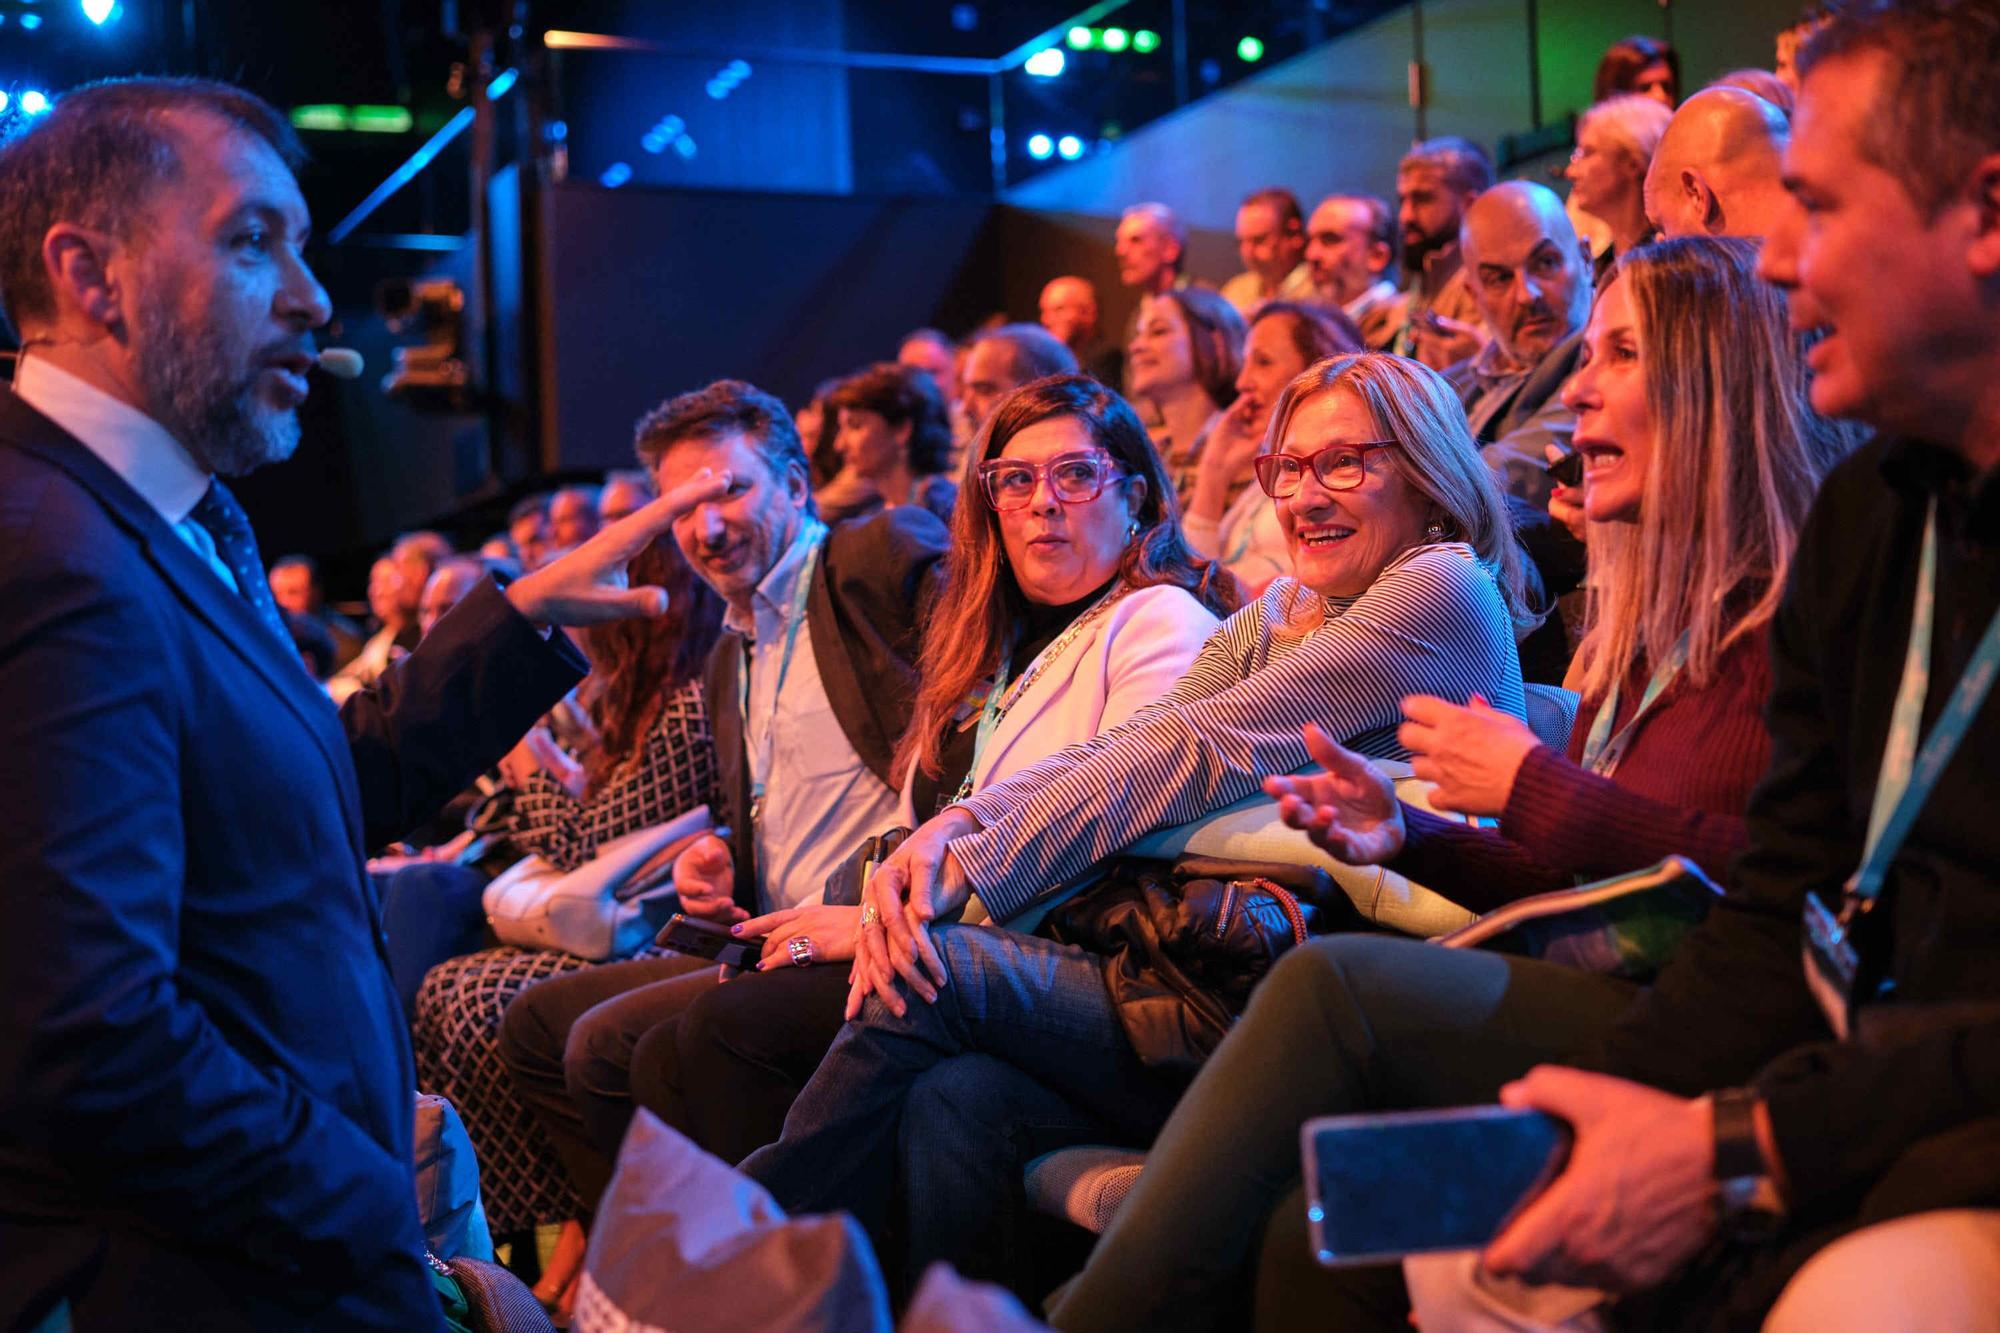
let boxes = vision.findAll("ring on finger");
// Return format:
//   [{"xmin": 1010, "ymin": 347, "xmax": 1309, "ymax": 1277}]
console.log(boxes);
[
  {"xmin": 787, "ymin": 935, "xmax": 814, "ymax": 968},
  {"xmin": 860, "ymin": 903, "xmax": 880, "ymax": 927}
]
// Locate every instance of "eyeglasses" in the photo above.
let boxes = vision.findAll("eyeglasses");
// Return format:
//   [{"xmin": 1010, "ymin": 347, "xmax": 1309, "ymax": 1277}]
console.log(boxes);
[
  {"xmin": 978, "ymin": 450, "xmax": 1127, "ymax": 511},
  {"xmin": 1252, "ymin": 441, "xmax": 1400, "ymax": 498}
]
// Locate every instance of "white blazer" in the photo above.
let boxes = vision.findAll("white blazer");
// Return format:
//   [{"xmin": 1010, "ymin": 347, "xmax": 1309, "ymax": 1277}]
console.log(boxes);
[{"xmin": 894, "ymin": 582, "xmax": 1221, "ymax": 827}]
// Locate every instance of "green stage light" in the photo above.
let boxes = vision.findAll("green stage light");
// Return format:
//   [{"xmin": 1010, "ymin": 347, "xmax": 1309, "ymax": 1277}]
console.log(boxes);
[
  {"xmin": 351, "ymin": 105, "xmax": 415, "ymax": 133},
  {"xmin": 1237, "ymin": 36, "xmax": 1265, "ymax": 62},
  {"xmin": 290, "ymin": 105, "xmax": 350, "ymax": 132},
  {"xmin": 1067, "ymin": 25, "xmax": 1094, "ymax": 50},
  {"xmin": 1101, "ymin": 27, "xmax": 1130, "ymax": 52},
  {"xmin": 1133, "ymin": 30, "xmax": 1160, "ymax": 54}
]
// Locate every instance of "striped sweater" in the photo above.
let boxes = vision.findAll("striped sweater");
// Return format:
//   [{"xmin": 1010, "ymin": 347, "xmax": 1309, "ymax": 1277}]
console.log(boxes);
[{"xmin": 954, "ymin": 542, "xmax": 1525, "ymax": 923}]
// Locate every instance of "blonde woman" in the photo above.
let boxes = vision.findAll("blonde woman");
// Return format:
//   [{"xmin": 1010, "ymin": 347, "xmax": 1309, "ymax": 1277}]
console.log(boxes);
[
  {"xmin": 1047, "ymin": 235, "xmax": 1859, "ymax": 1333},
  {"xmin": 1567, "ymin": 94, "xmax": 1675, "ymax": 278}
]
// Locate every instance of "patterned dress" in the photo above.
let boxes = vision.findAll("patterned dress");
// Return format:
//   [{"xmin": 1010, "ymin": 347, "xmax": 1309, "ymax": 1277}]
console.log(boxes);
[{"xmin": 413, "ymin": 680, "xmax": 715, "ymax": 1231}]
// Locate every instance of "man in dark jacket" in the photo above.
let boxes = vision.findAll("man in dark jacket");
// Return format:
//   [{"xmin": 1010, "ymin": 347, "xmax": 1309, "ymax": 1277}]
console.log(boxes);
[{"xmin": 0, "ymin": 77, "xmax": 719, "ymax": 1330}]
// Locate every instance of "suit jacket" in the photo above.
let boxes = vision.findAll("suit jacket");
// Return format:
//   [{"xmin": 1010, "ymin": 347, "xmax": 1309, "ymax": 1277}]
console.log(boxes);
[
  {"xmin": 701, "ymin": 507, "xmax": 949, "ymax": 911},
  {"xmin": 1446, "ymin": 329, "xmax": 1585, "ymax": 508},
  {"xmin": 0, "ymin": 390, "xmax": 585, "ymax": 1330}
]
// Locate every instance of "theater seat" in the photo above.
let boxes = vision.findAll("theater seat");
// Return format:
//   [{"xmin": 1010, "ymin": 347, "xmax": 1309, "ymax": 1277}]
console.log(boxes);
[{"xmin": 1027, "ymin": 685, "xmax": 1582, "ymax": 1234}]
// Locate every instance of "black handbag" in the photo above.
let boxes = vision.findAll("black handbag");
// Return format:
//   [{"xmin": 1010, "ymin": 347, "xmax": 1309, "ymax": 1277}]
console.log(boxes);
[{"xmin": 1044, "ymin": 857, "xmax": 1327, "ymax": 1072}]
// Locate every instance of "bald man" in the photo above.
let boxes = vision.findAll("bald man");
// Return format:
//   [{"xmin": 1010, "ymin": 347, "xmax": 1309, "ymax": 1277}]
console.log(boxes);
[
  {"xmin": 1448, "ymin": 181, "xmax": 1594, "ymax": 507},
  {"xmin": 1645, "ymin": 86, "xmax": 1793, "ymax": 240},
  {"xmin": 1039, "ymin": 275, "xmax": 1123, "ymax": 387}
]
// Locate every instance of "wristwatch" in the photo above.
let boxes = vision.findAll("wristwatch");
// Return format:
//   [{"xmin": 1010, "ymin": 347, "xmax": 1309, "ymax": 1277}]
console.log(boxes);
[{"xmin": 1711, "ymin": 1088, "xmax": 1788, "ymax": 1240}]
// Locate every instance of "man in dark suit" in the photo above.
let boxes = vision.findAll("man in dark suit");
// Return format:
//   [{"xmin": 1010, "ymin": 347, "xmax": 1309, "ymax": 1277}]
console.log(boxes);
[{"xmin": 0, "ymin": 77, "xmax": 722, "ymax": 1330}]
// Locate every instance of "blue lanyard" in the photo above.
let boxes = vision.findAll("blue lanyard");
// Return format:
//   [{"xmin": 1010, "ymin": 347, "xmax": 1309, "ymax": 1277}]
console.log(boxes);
[
  {"xmin": 1578, "ymin": 633, "xmax": 1690, "ymax": 777},
  {"xmin": 740, "ymin": 519, "xmax": 828, "ymax": 810},
  {"xmin": 1846, "ymin": 501, "xmax": 2000, "ymax": 911}
]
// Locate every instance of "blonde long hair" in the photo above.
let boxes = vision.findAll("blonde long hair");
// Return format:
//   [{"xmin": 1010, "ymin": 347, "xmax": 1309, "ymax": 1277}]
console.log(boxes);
[
  {"xmin": 1576, "ymin": 236, "xmax": 1859, "ymax": 702},
  {"xmin": 1259, "ymin": 353, "xmax": 1537, "ymax": 636}
]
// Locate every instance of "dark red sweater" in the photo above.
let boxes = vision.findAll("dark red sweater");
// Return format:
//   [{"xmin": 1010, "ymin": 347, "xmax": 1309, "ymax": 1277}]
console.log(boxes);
[{"xmin": 1391, "ymin": 631, "xmax": 1772, "ymax": 914}]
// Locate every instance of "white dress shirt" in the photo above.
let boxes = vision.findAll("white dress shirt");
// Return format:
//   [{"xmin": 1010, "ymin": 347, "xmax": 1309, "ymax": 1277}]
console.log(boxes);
[
  {"xmin": 13, "ymin": 356, "xmax": 234, "ymax": 590},
  {"xmin": 727, "ymin": 523, "xmax": 899, "ymax": 913}
]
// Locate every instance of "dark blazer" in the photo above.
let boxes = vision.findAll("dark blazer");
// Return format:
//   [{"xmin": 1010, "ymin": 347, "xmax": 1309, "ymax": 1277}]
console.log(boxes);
[
  {"xmin": 0, "ymin": 390, "xmax": 585, "ymax": 1331},
  {"xmin": 701, "ymin": 507, "xmax": 949, "ymax": 910},
  {"xmin": 1446, "ymin": 329, "xmax": 1585, "ymax": 508}
]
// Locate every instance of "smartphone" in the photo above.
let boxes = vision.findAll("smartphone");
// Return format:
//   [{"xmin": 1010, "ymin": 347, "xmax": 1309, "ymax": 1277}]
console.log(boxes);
[
  {"xmin": 656, "ymin": 912, "xmax": 766, "ymax": 970},
  {"xmin": 1301, "ymin": 1106, "xmax": 1571, "ymax": 1266},
  {"xmin": 1545, "ymin": 445, "xmax": 1585, "ymax": 489}
]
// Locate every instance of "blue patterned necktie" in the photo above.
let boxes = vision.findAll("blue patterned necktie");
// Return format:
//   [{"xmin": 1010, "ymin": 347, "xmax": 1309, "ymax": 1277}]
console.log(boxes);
[{"xmin": 188, "ymin": 479, "xmax": 292, "ymax": 649}]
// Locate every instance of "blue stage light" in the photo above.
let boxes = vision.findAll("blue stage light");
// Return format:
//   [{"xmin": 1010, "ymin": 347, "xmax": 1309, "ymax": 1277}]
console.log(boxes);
[
  {"xmin": 1025, "ymin": 48, "xmax": 1064, "ymax": 78},
  {"xmin": 1057, "ymin": 134, "xmax": 1084, "ymax": 160},
  {"xmin": 21, "ymin": 12, "xmax": 44, "ymax": 30},
  {"xmin": 600, "ymin": 161, "xmax": 632, "ymax": 188},
  {"xmin": 21, "ymin": 90, "xmax": 51, "ymax": 115},
  {"xmin": 82, "ymin": 0, "xmax": 119, "ymax": 24},
  {"xmin": 1026, "ymin": 133, "xmax": 1053, "ymax": 160}
]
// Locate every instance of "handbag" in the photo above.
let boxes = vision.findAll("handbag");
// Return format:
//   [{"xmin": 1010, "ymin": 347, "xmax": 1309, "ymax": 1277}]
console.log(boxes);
[
  {"xmin": 482, "ymin": 804, "xmax": 712, "ymax": 960},
  {"xmin": 1044, "ymin": 856, "xmax": 1324, "ymax": 1072},
  {"xmin": 1433, "ymin": 854, "xmax": 1723, "ymax": 980}
]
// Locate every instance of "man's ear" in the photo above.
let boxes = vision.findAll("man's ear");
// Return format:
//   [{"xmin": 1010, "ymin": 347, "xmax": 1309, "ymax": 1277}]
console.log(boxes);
[
  {"xmin": 1686, "ymin": 171, "xmax": 1724, "ymax": 235},
  {"xmin": 1965, "ymin": 152, "xmax": 2000, "ymax": 279},
  {"xmin": 42, "ymin": 223, "xmax": 126, "ymax": 333},
  {"xmin": 784, "ymin": 457, "xmax": 812, "ymax": 507}
]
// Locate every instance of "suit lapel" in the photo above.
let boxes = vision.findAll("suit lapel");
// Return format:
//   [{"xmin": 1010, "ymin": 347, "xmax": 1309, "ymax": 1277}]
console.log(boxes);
[{"xmin": 0, "ymin": 392, "xmax": 356, "ymax": 811}]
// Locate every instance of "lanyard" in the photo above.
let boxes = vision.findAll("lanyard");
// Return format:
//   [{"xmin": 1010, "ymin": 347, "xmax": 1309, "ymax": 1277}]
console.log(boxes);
[
  {"xmin": 1845, "ymin": 501, "xmax": 2000, "ymax": 913},
  {"xmin": 1577, "ymin": 632, "xmax": 1690, "ymax": 777},
  {"xmin": 739, "ymin": 519, "xmax": 828, "ymax": 813},
  {"xmin": 950, "ymin": 584, "xmax": 1125, "ymax": 804}
]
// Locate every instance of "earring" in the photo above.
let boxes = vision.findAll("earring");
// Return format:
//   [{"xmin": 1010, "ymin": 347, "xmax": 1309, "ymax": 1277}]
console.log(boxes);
[
  {"xmin": 1425, "ymin": 520, "xmax": 1446, "ymax": 543},
  {"xmin": 1127, "ymin": 519, "xmax": 1142, "ymax": 540}
]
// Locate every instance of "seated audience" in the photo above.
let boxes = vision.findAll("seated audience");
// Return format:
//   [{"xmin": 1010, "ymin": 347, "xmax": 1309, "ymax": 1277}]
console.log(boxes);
[
  {"xmin": 1593, "ymin": 32, "xmax": 1680, "ymax": 106},
  {"xmin": 1709, "ymin": 65, "xmax": 1794, "ymax": 112},
  {"xmin": 1182, "ymin": 300, "xmax": 1363, "ymax": 592},
  {"xmin": 329, "ymin": 530, "xmax": 451, "ymax": 703},
  {"xmin": 819, "ymin": 362, "xmax": 959, "ymax": 524},
  {"xmin": 508, "ymin": 492, "xmax": 553, "ymax": 570},
  {"xmin": 1305, "ymin": 194, "xmax": 1404, "ymax": 348},
  {"xmin": 267, "ymin": 551, "xmax": 363, "ymax": 668},
  {"xmin": 597, "ymin": 468, "xmax": 652, "ymax": 525},
  {"xmin": 896, "ymin": 327, "xmax": 958, "ymax": 403},
  {"xmin": 624, "ymin": 374, "xmax": 1233, "ymax": 1170},
  {"xmin": 1040, "ymin": 274, "xmax": 1123, "ymax": 387},
  {"xmin": 416, "ymin": 556, "xmax": 493, "ymax": 640},
  {"xmin": 1392, "ymin": 136, "xmax": 1494, "ymax": 369},
  {"xmin": 1567, "ymin": 94, "xmax": 1674, "ymax": 279},
  {"xmin": 1115, "ymin": 201, "xmax": 1193, "ymax": 301},
  {"xmin": 1127, "ymin": 286, "xmax": 1247, "ymax": 504},
  {"xmin": 1646, "ymin": 85, "xmax": 1793, "ymax": 241},
  {"xmin": 1050, "ymin": 235, "xmax": 1853, "ymax": 1330},
  {"xmin": 733, "ymin": 352, "xmax": 1535, "ymax": 1290},
  {"xmin": 793, "ymin": 375, "xmax": 845, "ymax": 487},
  {"xmin": 547, "ymin": 484, "xmax": 601, "ymax": 552},
  {"xmin": 956, "ymin": 322, "xmax": 1079, "ymax": 436},
  {"xmin": 1219, "ymin": 187, "xmax": 1313, "ymax": 316},
  {"xmin": 497, "ymin": 379, "xmax": 946, "ymax": 1220},
  {"xmin": 1403, "ymin": 6, "xmax": 2000, "ymax": 1324},
  {"xmin": 1448, "ymin": 180, "xmax": 1594, "ymax": 506}
]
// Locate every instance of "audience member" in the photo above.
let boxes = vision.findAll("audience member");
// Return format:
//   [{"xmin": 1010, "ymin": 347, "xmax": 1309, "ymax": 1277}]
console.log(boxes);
[
  {"xmin": 1393, "ymin": 136, "xmax": 1494, "ymax": 369},
  {"xmin": 1709, "ymin": 65, "xmax": 1794, "ymax": 113},
  {"xmin": 329, "ymin": 547, "xmax": 423, "ymax": 703},
  {"xmin": 398, "ymin": 531, "xmax": 724, "ymax": 1319},
  {"xmin": 1646, "ymin": 85, "xmax": 1793, "ymax": 241},
  {"xmin": 498, "ymin": 379, "xmax": 947, "ymax": 1215},
  {"xmin": 1567, "ymin": 94, "xmax": 1674, "ymax": 277},
  {"xmin": 507, "ymin": 493, "xmax": 553, "ymax": 570},
  {"xmin": 1127, "ymin": 286, "xmax": 1247, "ymax": 504},
  {"xmin": 822, "ymin": 361, "xmax": 959, "ymax": 524},
  {"xmin": 268, "ymin": 551, "xmax": 363, "ymax": 667},
  {"xmin": 597, "ymin": 469, "xmax": 652, "ymax": 525},
  {"xmin": 793, "ymin": 375, "xmax": 845, "ymax": 487},
  {"xmin": 1592, "ymin": 33, "xmax": 1680, "ymax": 106},
  {"xmin": 0, "ymin": 74, "xmax": 707, "ymax": 1329},
  {"xmin": 608, "ymin": 375, "xmax": 1234, "ymax": 1180},
  {"xmin": 1404, "ymin": 5, "xmax": 2000, "ymax": 1323},
  {"xmin": 547, "ymin": 483, "xmax": 602, "ymax": 550},
  {"xmin": 416, "ymin": 556, "xmax": 492, "ymax": 640},
  {"xmin": 957, "ymin": 322, "xmax": 1079, "ymax": 433},
  {"xmin": 1304, "ymin": 194, "xmax": 1404, "ymax": 348},
  {"xmin": 735, "ymin": 353, "xmax": 1535, "ymax": 1287},
  {"xmin": 1114, "ymin": 202, "xmax": 1192, "ymax": 299},
  {"xmin": 1046, "ymin": 238, "xmax": 1854, "ymax": 1330},
  {"xmin": 896, "ymin": 327, "xmax": 958, "ymax": 404},
  {"xmin": 1773, "ymin": 1, "xmax": 1837, "ymax": 93},
  {"xmin": 1183, "ymin": 301, "xmax": 1363, "ymax": 592},
  {"xmin": 1449, "ymin": 180, "xmax": 1594, "ymax": 505},
  {"xmin": 1039, "ymin": 274, "xmax": 1122, "ymax": 386},
  {"xmin": 1219, "ymin": 187, "xmax": 1313, "ymax": 316}
]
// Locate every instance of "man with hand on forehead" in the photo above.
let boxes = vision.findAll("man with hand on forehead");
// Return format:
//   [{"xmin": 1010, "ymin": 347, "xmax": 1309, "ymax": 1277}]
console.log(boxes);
[{"xmin": 0, "ymin": 76, "xmax": 728, "ymax": 1330}]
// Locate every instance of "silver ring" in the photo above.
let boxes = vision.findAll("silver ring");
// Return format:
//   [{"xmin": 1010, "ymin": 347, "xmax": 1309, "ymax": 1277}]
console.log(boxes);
[
  {"xmin": 860, "ymin": 903, "xmax": 880, "ymax": 927},
  {"xmin": 787, "ymin": 935, "xmax": 813, "ymax": 968}
]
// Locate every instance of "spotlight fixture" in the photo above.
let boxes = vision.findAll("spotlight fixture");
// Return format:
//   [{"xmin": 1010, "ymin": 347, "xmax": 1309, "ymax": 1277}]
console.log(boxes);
[
  {"xmin": 81, "ymin": 0, "xmax": 118, "ymax": 24},
  {"xmin": 1133, "ymin": 30, "xmax": 1160, "ymax": 54},
  {"xmin": 1100, "ymin": 27, "xmax": 1129, "ymax": 52},
  {"xmin": 20, "ymin": 90, "xmax": 50, "ymax": 115},
  {"xmin": 1056, "ymin": 134, "xmax": 1084, "ymax": 160},
  {"xmin": 1026, "ymin": 133, "xmax": 1054, "ymax": 160},
  {"xmin": 1066, "ymin": 26, "xmax": 1093, "ymax": 50},
  {"xmin": 1024, "ymin": 47, "xmax": 1064, "ymax": 78},
  {"xmin": 1237, "ymin": 36, "xmax": 1265, "ymax": 62}
]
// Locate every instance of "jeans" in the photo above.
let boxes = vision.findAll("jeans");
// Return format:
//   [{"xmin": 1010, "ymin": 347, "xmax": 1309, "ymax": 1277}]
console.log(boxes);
[
  {"xmin": 377, "ymin": 862, "xmax": 489, "ymax": 1022},
  {"xmin": 495, "ymin": 952, "xmax": 717, "ymax": 1210},
  {"xmin": 1045, "ymin": 934, "xmax": 1640, "ymax": 1333},
  {"xmin": 738, "ymin": 926, "xmax": 1187, "ymax": 1276}
]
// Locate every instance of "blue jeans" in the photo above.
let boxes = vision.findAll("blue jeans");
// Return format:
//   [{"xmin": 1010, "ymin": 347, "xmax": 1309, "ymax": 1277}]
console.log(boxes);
[{"xmin": 738, "ymin": 926, "xmax": 1187, "ymax": 1276}]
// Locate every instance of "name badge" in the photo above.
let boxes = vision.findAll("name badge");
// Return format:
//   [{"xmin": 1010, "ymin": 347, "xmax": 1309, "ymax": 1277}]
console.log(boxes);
[{"xmin": 1801, "ymin": 891, "xmax": 1858, "ymax": 1041}]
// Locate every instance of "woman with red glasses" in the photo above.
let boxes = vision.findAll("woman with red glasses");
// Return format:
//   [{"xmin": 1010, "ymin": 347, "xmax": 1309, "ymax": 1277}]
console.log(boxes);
[{"xmin": 721, "ymin": 352, "xmax": 1534, "ymax": 1296}]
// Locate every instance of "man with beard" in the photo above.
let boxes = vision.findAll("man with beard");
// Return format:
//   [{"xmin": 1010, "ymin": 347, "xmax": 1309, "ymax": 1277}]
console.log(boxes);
[
  {"xmin": 1391, "ymin": 135, "xmax": 1494, "ymax": 370},
  {"xmin": 0, "ymin": 78, "xmax": 723, "ymax": 1329},
  {"xmin": 1445, "ymin": 180, "xmax": 1595, "ymax": 507}
]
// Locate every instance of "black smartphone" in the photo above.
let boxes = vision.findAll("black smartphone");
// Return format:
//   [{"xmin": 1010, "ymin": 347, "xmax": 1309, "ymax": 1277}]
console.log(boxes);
[
  {"xmin": 656, "ymin": 912, "xmax": 765, "ymax": 970},
  {"xmin": 1545, "ymin": 445, "xmax": 1585, "ymax": 489},
  {"xmin": 1301, "ymin": 1106, "xmax": 1571, "ymax": 1266}
]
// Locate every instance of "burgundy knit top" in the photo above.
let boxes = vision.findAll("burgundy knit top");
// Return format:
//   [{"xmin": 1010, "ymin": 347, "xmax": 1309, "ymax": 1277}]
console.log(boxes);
[{"xmin": 1390, "ymin": 630, "xmax": 1772, "ymax": 914}]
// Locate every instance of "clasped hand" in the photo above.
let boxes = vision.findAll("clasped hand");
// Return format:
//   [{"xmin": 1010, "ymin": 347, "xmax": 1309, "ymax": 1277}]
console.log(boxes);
[{"xmin": 848, "ymin": 808, "xmax": 978, "ymax": 1019}]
